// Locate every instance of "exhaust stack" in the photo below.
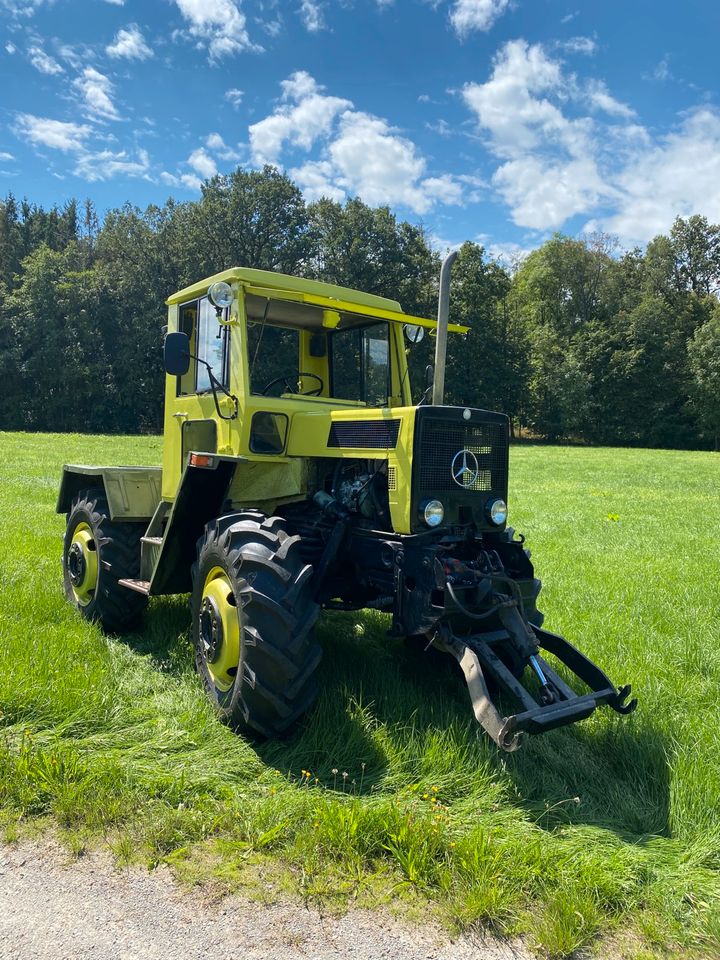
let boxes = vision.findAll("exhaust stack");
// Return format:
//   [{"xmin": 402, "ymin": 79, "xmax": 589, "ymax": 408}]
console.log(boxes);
[{"xmin": 432, "ymin": 250, "xmax": 458, "ymax": 406}]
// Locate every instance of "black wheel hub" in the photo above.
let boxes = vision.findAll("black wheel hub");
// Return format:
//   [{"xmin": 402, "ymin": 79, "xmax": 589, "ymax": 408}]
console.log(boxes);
[
  {"xmin": 199, "ymin": 595, "xmax": 224, "ymax": 664},
  {"xmin": 67, "ymin": 542, "xmax": 86, "ymax": 587}
]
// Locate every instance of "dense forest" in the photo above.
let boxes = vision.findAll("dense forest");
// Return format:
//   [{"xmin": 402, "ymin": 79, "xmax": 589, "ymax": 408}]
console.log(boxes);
[{"xmin": 1, "ymin": 166, "xmax": 719, "ymax": 449}]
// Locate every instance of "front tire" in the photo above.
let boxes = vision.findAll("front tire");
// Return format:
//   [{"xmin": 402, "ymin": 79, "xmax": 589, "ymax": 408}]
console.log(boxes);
[
  {"xmin": 191, "ymin": 511, "xmax": 322, "ymax": 737},
  {"xmin": 63, "ymin": 487, "xmax": 147, "ymax": 632}
]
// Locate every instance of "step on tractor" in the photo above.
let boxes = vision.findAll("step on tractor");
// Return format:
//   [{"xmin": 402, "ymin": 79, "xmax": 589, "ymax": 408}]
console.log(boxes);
[{"xmin": 58, "ymin": 254, "xmax": 636, "ymax": 751}]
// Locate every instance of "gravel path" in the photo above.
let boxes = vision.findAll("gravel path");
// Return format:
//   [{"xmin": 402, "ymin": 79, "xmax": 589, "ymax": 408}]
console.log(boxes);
[{"xmin": 0, "ymin": 841, "xmax": 531, "ymax": 960}]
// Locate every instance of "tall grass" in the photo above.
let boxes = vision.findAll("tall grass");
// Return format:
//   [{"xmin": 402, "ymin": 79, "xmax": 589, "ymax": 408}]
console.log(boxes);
[{"xmin": 0, "ymin": 432, "xmax": 718, "ymax": 958}]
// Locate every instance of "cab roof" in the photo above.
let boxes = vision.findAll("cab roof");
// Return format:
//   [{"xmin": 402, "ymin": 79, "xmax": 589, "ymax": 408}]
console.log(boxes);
[
  {"xmin": 166, "ymin": 266, "xmax": 469, "ymax": 335},
  {"xmin": 167, "ymin": 267, "xmax": 403, "ymax": 311}
]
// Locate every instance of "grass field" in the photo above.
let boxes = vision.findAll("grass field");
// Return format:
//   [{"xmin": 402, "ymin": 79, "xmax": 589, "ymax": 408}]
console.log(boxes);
[{"xmin": 0, "ymin": 431, "xmax": 719, "ymax": 959}]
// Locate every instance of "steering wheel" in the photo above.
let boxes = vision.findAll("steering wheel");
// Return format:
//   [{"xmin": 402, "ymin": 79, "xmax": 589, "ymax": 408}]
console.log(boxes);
[{"xmin": 261, "ymin": 371, "xmax": 324, "ymax": 397}]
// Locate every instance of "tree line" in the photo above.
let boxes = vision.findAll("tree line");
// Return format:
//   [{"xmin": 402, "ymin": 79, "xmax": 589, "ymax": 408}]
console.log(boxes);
[{"xmin": 1, "ymin": 166, "xmax": 719, "ymax": 448}]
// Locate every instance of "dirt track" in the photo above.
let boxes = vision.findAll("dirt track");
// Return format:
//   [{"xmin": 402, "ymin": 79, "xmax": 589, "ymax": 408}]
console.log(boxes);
[{"xmin": 0, "ymin": 841, "xmax": 531, "ymax": 960}]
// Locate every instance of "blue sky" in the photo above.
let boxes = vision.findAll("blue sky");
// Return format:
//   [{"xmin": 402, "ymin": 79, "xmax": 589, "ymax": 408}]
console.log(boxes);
[{"xmin": 1, "ymin": 0, "xmax": 720, "ymax": 260}]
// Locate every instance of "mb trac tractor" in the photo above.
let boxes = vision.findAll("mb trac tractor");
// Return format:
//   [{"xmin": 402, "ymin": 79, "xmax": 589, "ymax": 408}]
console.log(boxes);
[{"xmin": 58, "ymin": 255, "xmax": 636, "ymax": 751}]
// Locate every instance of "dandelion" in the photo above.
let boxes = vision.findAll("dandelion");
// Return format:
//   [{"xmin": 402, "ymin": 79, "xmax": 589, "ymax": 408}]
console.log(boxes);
[
  {"xmin": 450, "ymin": 842, "xmax": 456, "ymax": 848},
  {"xmin": 332, "ymin": 768, "xmax": 338, "ymax": 789},
  {"xmin": 422, "ymin": 793, "xmax": 429, "ymax": 800},
  {"xmin": 431, "ymin": 797, "xmax": 437, "ymax": 804},
  {"xmin": 431, "ymin": 786, "xmax": 438, "ymax": 793},
  {"xmin": 342, "ymin": 771, "xmax": 349, "ymax": 792}
]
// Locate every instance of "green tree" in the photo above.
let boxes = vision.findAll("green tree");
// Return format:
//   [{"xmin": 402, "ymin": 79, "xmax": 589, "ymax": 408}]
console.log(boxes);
[
  {"xmin": 688, "ymin": 305, "xmax": 720, "ymax": 449},
  {"xmin": 443, "ymin": 242, "xmax": 525, "ymax": 424}
]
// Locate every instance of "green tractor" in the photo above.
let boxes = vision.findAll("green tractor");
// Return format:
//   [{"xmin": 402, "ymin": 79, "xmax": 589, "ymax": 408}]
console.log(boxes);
[{"xmin": 58, "ymin": 255, "xmax": 636, "ymax": 750}]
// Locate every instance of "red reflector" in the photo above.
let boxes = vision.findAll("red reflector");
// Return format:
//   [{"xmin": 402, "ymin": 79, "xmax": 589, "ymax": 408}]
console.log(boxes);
[{"xmin": 189, "ymin": 453, "xmax": 214, "ymax": 468}]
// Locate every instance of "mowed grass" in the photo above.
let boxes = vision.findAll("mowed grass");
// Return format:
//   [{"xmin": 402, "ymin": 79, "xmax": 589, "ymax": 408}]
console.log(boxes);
[{"xmin": 0, "ymin": 431, "xmax": 719, "ymax": 958}]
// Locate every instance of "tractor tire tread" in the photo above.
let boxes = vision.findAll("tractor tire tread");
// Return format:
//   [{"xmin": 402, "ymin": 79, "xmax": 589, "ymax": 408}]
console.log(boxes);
[
  {"xmin": 64, "ymin": 487, "xmax": 147, "ymax": 633},
  {"xmin": 191, "ymin": 512, "xmax": 321, "ymax": 738}
]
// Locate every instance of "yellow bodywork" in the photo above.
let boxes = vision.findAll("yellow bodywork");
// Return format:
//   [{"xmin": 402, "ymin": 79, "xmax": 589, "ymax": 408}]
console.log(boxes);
[{"xmin": 161, "ymin": 267, "xmax": 468, "ymax": 535}]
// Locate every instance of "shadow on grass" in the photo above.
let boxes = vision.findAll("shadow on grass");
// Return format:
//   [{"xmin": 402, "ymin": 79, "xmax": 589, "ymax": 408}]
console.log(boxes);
[{"xmin": 127, "ymin": 602, "xmax": 669, "ymax": 838}]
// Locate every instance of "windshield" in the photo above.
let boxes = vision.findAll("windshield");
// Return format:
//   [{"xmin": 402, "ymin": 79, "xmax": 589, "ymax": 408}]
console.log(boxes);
[{"xmin": 247, "ymin": 322, "xmax": 300, "ymax": 395}]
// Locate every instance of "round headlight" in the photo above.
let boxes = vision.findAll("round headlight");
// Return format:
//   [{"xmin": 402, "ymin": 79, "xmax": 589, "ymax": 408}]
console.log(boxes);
[
  {"xmin": 422, "ymin": 499, "xmax": 444, "ymax": 528},
  {"xmin": 208, "ymin": 280, "xmax": 233, "ymax": 309},
  {"xmin": 487, "ymin": 498, "xmax": 508, "ymax": 526}
]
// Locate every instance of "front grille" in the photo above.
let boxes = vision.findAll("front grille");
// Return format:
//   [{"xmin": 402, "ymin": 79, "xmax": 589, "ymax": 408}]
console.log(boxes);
[
  {"xmin": 327, "ymin": 419, "xmax": 401, "ymax": 449},
  {"xmin": 417, "ymin": 417, "xmax": 507, "ymax": 494}
]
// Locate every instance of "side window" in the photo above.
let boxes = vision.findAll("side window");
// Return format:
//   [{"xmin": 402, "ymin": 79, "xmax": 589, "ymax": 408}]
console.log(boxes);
[
  {"xmin": 331, "ymin": 323, "xmax": 389, "ymax": 405},
  {"xmin": 178, "ymin": 297, "xmax": 229, "ymax": 396},
  {"xmin": 363, "ymin": 324, "xmax": 389, "ymax": 406}
]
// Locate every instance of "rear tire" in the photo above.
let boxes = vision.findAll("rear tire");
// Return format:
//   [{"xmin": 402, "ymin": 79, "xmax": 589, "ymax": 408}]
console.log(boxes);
[
  {"xmin": 191, "ymin": 511, "xmax": 322, "ymax": 737},
  {"xmin": 63, "ymin": 487, "xmax": 147, "ymax": 632}
]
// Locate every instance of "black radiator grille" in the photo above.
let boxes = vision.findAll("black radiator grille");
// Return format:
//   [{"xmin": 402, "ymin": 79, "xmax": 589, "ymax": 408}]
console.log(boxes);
[
  {"xmin": 417, "ymin": 419, "xmax": 507, "ymax": 493},
  {"xmin": 327, "ymin": 419, "xmax": 401, "ymax": 449}
]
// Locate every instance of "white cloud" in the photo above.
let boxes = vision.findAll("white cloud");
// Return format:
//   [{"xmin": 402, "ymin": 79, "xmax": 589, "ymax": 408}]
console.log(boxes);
[
  {"xmin": 13, "ymin": 113, "xmax": 91, "ymax": 151},
  {"xmin": 256, "ymin": 72, "xmax": 464, "ymax": 214},
  {"xmin": 55, "ymin": 43, "xmax": 83, "ymax": 69},
  {"xmin": 249, "ymin": 71, "xmax": 351, "ymax": 165},
  {"xmin": 493, "ymin": 155, "xmax": 608, "ymax": 229},
  {"xmin": 106, "ymin": 24, "xmax": 153, "ymax": 61},
  {"xmin": 586, "ymin": 80, "xmax": 634, "ymax": 119},
  {"xmin": 460, "ymin": 37, "xmax": 720, "ymax": 246},
  {"xmin": 598, "ymin": 108, "xmax": 720, "ymax": 245},
  {"xmin": 73, "ymin": 67, "xmax": 120, "ymax": 120},
  {"xmin": 290, "ymin": 160, "xmax": 345, "ymax": 202},
  {"xmin": 299, "ymin": 0, "xmax": 325, "ymax": 32},
  {"xmin": 102, "ymin": 0, "xmax": 125, "ymax": 5},
  {"xmin": 224, "ymin": 87, "xmax": 243, "ymax": 109},
  {"xmin": 174, "ymin": 0, "xmax": 261, "ymax": 62},
  {"xmin": 28, "ymin": 44, "xmax": 63, "ymax": 75},
  {"xmin": 560, "ymin": 36, "xmax": 596, "ymax": 55},
  {"xmin": 481, "ymin": 238, "xmax": 535, "ymax": 267},
  {"xmin": 462, "ymin": 40, "xmax": 575, "ymax": 158},
  {"xmin": 0, "ymin": 0, "xmax": 52, "ymax": 15},
  {"xmin": 5, "ymin": 42, "xmax": 17, "ymax": 54},
  {"xmin": 449, "ymin": 0, "xmax": 510, "ymax": 38},
  {"xmin": 162, "ymin": 135, "xmax": 242, "ymax": 192},
  {"xmin": 422, "ymin": 174, "xmax": 464, "ymax": 205},
  {"xmin": 650, "ymin": 57, "xmax": 672, "ymax": 83},
  {"xmin": 165, "ymin": 171, "xmax": 203, "ymax": 191},
  {"xmin": 327, "ymin": 112, "xmax": 430, "ymax": 210},
  {"xmin": 0, "ymin": 151, "xmax": 15, "ymax": 161},
  {"xmin": 74, "ymin": 148, "xmax": 150, "ymax": 182},
  {"xmin": 205, "ymin": 132, "xmax": 242, "ymax": 160},
  {"xmin": 187, "ymin": 146, "xmax": 217, "ymax": 178},
  {"xmin": 462, "ymin": 40, "xmax": 614, "ymax": 227}
]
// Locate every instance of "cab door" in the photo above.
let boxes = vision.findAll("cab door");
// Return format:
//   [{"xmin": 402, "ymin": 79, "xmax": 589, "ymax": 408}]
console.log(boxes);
[{"xmin": 161, "ymin": 297, "xmax": 231, "ymax": 501}]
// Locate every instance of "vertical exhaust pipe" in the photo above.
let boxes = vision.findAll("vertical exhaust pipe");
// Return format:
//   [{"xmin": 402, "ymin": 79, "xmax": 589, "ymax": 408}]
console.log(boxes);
[{"xmin": 432, "ymin": 250, "xmax": 458, "ymax": 406}]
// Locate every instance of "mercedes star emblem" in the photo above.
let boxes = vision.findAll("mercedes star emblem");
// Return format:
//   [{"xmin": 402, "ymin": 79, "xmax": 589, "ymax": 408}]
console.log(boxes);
[{"xmin": 451, "ymin": 448, "xmax": 480, "ymax": 488}]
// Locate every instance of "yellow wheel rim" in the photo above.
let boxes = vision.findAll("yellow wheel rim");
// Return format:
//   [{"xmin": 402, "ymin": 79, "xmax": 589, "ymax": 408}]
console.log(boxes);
[
  {"xmin": 67, "ymin": 522, "xmax": 98, "ymax": 607},
  {"xmin": 199, "ymin": 566, "xmax": 240, "ymax": 693}
]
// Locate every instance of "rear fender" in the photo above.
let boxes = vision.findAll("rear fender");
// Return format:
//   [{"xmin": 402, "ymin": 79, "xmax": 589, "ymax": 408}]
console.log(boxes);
[{"xmin": 57, "ymin": 465, "xmax": 162, "ymax": 522}]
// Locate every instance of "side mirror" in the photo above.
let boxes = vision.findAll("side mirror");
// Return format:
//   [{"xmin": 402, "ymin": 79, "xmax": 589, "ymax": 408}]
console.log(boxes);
[
  {"xmin": 404, "ymin": 324, "xmax": 425, "ymax": 345},
  {"xmin": 164, "ymin": 331, "xmax": 190, "ymax": 376}
]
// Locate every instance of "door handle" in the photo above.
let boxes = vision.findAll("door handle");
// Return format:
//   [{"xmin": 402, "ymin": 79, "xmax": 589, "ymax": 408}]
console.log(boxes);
[{"xmin": 173, "ymin": 412, "xmax": 188, "ymax": 420}]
